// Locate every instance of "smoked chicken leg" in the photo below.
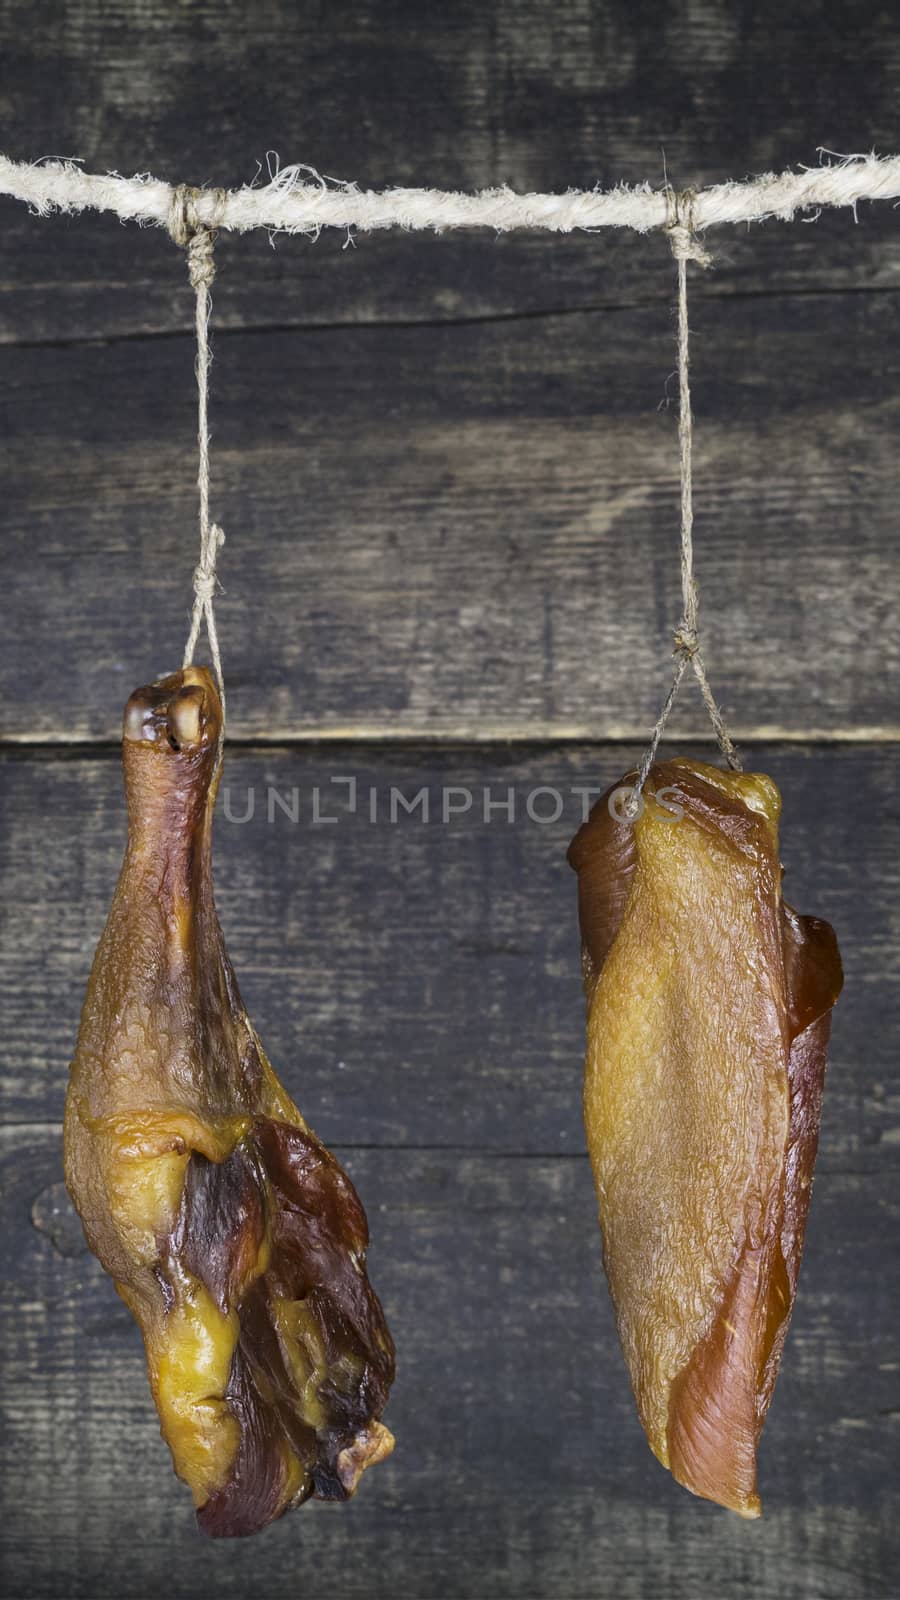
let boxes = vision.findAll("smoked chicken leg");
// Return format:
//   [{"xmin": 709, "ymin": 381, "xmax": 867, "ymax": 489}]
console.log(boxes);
[
  {"xmin": 64, "ymin": 667, "xmax": 395, "ymax": 1537},
  {"xmin": 568, "ymin": 758, "xmax": 842, "ymax": 1516}
]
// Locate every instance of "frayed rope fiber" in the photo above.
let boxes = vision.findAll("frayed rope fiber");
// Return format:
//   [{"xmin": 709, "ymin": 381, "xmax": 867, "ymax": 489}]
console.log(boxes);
[
  {"xmin": 4, "ymin": 147, "xmax": 884, "ymax": 771},
  {"xmin": 2, "ymin": 149, "xmax": 900, "ymax": 236}
]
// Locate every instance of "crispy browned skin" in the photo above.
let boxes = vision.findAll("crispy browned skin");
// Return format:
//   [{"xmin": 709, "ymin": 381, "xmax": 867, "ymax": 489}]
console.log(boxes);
[
  {"xmin": 568, "ymin": 758, "xmax": 842, "ymax": 1516},
  {"xmin": 64, "ymin": 668, "xmax": 395, "ymax": 1537}
]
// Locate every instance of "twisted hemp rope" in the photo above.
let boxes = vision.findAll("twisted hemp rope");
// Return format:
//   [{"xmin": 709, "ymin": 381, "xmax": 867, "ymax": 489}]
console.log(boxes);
[
  {"xmin": 168, "ymin": 183, "xmax": 228, "ymax": 744},
  {"xmin": 5, "ymin": 149, "xmax": 900, "ymax": 235},
  {"xmin": 628, "ymin": 190, "xmax": 741, "ymax": 812}
]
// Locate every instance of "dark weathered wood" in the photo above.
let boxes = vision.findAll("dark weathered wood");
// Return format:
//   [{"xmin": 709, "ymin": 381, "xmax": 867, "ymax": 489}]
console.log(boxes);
[
  {"xmin": 2, "ymin": 1129, "xmax": 896, "ymax": 1600},
  {"xmin": 2, "ymin": 293, "xmax": 900, "ymax": 741},
  {"xmin": 1, "ymin": 743, "xmax": 897, "ymax": 1167},
  {"xmin": 3, "ymin": 1, "xmax": 900, "ymax": 343},
  {"xmin": 3, "ymin": 196, "xmax": 900, "ymax": 348},
  {"xmin": 2, "ymin": 4, "xmax": 899, "ymax": 1595}
]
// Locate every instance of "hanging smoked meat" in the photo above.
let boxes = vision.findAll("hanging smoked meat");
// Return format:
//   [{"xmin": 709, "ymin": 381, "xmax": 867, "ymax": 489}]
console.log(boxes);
[
  {"xmin": 64, "ymin": 667, "xmax": 395, "ymax": 1537},
  {"xmin": 568, "ymin": 757, "xmax": 842, "ymax": 1516}
]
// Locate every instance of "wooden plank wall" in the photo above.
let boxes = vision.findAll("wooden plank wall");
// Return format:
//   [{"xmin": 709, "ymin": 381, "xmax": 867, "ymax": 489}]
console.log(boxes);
[{"xmin": 1, "ymin": 4, "xmax": 898, "ymax": 1597}]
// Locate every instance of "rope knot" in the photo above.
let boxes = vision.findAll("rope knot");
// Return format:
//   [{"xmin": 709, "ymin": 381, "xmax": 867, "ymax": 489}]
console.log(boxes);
[
  {"xmin": 168, "ymin": 183, "xmax": 201, "ymax": 247},
  {"xmin": 168, "ymin": 183, "xmax": 227, "ymax": 287},
  {"xmin": 192, "ymin": 564, "xmax": 217, "ymax": 603},
  {"xmin": 192, "ymin": 525, "xmax": 225, "ymax": 603},
  {"xmin": 664, "ymin": 188, "xmax": 713, "ymax": 269},
  {"xmin": 673, "ymin": 623, "xmax": 699, "ymax": 658},
  {"xmin": 187, "ymin": 228, "xmax": 216, "ymax": 290}
]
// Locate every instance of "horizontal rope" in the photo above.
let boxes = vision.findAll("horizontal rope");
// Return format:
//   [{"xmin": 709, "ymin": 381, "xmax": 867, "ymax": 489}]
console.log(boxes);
[{"xmin": 1, "ymin": 149, "xmax": 899, "ymax": 237}]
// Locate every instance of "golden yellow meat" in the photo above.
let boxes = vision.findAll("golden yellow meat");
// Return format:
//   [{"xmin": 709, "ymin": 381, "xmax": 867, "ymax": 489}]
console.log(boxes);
[
  {"xmin": 568, "ymin": 758, "xmax": 842, "ymax": 1516},
  {"xmin": 64, "ymin": 667, "xmax": 394, "ymax": 1537}
]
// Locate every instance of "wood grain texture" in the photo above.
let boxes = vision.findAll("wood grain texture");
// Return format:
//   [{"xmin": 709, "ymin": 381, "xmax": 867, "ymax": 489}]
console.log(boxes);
[
  {"xmin": 2, "ymin": 2, "xmax": 899, "ymax": 1594},
  {"xmin": 2, "ymin": 293, "xmax": 900, "ymax": 741},
  {"xmin": 1, "ymin": 743, "xmax": 897, "ymax": 1165},
  {"xmin": 2, "ymin": 1129, "xmax": 897, "ymax": 1600},
  {"xmin": 2, "ymin": 0, "xmax": 900, "ymax": 344},
  {"xmin": 4, "ymin": 1, "xmax": 900, "ymax": 742}
]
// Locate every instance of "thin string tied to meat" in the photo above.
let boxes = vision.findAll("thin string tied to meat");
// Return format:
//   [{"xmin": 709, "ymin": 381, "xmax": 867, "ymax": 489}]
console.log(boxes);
[
  {"xmin": 626, "ymin": 191, "xmax": 741, "ymax": 816},
  {"xmin": 168, "ymin": 184, "xmax": 228, "ymax": 754}
]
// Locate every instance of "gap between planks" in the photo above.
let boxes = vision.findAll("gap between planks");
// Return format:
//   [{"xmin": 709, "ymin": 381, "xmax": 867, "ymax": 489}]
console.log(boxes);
[
  {"xmin": 2, "ymin": 724, "xmax": 900, "ymax": 751},
  {"xmin": 2, "ymin": 278, "xmax": 900, "ymax": 351}
]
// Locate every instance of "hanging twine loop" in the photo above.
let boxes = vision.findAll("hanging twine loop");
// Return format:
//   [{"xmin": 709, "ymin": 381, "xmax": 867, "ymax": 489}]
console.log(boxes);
[
  {"xmin": 167, "ymin": 184, "xmax": 228, "ymax": 752},
  {"xmin": 626, "ymin": 192, "xmax": 739, "ymax": 816}
]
